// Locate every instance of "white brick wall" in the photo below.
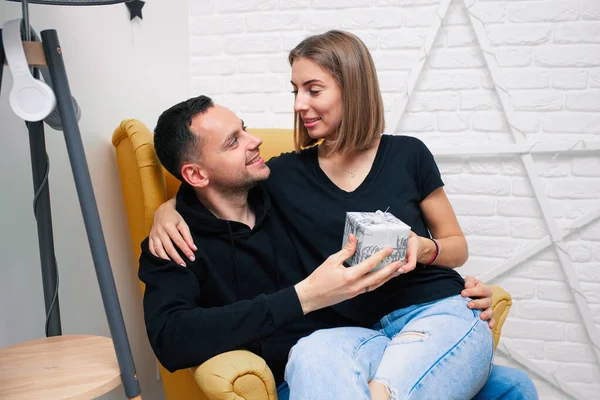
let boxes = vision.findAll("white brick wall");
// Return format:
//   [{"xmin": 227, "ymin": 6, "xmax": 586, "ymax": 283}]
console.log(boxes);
[{"xmin": 189, "ymin": 1, "xmax": 600, "ymax": 398}]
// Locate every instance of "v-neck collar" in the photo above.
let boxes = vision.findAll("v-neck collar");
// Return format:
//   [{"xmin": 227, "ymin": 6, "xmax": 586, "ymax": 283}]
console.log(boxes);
[{"xmin": 308, "ymin": 134, "xmax": 389, "ymax": 197}]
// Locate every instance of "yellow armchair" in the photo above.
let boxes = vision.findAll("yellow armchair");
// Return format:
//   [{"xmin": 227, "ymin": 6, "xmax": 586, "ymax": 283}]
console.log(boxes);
[{"xmin": 112, "ymin": 119, "xmax": 512, "ymax": 400}]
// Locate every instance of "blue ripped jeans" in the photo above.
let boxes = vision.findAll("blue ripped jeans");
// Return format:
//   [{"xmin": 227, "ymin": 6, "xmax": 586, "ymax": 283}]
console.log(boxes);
[
  {"xmin": 277, "ymin": 365, "xmax": 537, "ymax": 400},
  {"xmin": 280, "ymin": 295, "xmax": 535, "ymax": 400}
]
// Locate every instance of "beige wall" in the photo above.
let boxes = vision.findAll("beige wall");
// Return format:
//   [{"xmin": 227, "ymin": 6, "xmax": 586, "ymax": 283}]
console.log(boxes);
[{"xmin": 0, "ymin": 1, "xmax": 190, "ymax": 399}]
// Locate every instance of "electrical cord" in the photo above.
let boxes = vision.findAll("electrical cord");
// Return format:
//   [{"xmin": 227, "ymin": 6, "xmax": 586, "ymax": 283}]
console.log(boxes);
[{"xmin": 28, "ymin": 126, "xmax": 60, "ymax": 337}]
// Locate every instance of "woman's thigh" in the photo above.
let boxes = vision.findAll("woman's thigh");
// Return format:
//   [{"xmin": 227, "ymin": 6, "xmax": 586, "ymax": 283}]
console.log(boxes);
[
  {"xmin": 373, "ymin": 295, "xmax": 494, "ymax": 400},
  {"xmin": 285, "ymin": 326, "xmax": 390, "ymax": 399}
]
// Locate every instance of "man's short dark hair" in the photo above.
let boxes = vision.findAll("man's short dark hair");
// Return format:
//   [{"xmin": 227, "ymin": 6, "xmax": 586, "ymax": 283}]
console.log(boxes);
[{"xmin": 154, "ymin": 95, "xmax": 214, "ymax": 181}]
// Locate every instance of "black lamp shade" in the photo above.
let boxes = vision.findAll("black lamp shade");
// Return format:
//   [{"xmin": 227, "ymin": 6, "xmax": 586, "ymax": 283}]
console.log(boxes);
[{"xmin": 6, "ymin": 0, "xmax": 129, "ymax": 5}]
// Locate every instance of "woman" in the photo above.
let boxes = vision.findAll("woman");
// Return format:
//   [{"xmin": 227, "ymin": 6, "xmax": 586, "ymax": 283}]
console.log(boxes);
[{"xmin": 150, "ymin": 31, "xmax": 536, "ymax": 400}]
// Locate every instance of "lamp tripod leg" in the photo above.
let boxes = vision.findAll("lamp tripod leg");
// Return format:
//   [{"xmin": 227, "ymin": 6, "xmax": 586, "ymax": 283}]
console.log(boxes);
[
  {"xmin": 0, "ymin": 28, "xmax": 4, "ymax": 91},
  {"xmin": 41, "ymin": 29, "xmax": 141, "ymax": 398}
]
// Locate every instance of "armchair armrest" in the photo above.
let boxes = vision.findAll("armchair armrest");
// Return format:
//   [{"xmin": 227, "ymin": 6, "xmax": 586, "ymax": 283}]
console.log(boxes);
[
  {"xmin": 490, "ymin": 285, "xmax": 512, "ymax": 351},
  {"xmin": 190, "ymin": 350, "xmax": 277, "ymax": 400}
]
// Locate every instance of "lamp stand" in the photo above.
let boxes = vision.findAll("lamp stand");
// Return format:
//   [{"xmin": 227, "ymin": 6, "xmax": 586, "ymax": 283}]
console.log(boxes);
[{"xmin": 0, "ymin": 11, "xmax": 142, "ymax": 400}]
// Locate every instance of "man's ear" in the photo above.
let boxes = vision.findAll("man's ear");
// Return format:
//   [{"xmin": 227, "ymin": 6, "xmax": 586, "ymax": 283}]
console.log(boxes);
[{"xmin": 181, "ymin": 162, "xmax": 209, "ymax": 188}]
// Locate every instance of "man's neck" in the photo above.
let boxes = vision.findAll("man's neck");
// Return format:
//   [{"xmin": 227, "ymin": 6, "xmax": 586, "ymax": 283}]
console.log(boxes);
[{"xmin": 195, "ymin": 187, "xmax": 256, "ymax": 229}]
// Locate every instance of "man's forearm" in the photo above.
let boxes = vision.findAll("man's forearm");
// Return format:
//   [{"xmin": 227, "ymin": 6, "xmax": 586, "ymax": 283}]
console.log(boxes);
[
  {"xmin": 139, "ymin": 245, "xmax": 305, "ymax": 371},
  {"xmin": 149, "ymin": 286, "xmax": 303, "ymax": 371}
]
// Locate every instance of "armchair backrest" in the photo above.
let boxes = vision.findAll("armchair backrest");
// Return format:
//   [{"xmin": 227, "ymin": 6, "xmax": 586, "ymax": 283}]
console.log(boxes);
[
  {"xmin": 112, "ymin": 119, "xmax": 167, "ymax": 267},
  {"xmin": 112, "ymin": 119, "xmax": 294, "ymax": 271},
  {"xmin": 111, "ymin": 119, "xmax": 294, "ymax": 400}
]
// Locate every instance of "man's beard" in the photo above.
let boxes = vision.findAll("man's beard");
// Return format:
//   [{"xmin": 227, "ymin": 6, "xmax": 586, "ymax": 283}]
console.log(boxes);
[{"xmin": 215, "ymin": 175, "xmax": 267, "ymax": 200}]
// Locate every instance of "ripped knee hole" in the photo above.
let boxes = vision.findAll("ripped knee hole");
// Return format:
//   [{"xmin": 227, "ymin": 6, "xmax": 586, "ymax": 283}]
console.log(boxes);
[{"xmin": 390, "ymin": 331, "xmax": 429, "ymax": 344}]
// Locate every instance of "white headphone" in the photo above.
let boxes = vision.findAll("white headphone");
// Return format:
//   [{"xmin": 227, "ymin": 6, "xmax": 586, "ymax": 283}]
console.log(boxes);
[{"xmin": 2, "ymin": 18, "xmax": 56, "ymax": 122}]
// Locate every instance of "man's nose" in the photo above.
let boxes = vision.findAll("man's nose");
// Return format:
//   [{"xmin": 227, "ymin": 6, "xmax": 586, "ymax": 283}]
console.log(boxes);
[{"xmin": 248, "ymin": 133, "xmax": 263, "ymax": 149}]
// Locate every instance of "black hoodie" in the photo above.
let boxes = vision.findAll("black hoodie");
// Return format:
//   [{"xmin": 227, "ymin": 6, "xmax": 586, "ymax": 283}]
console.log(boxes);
[{"xmin": 139, "ymin": 183, "xmax": 342, "ymax": 384}]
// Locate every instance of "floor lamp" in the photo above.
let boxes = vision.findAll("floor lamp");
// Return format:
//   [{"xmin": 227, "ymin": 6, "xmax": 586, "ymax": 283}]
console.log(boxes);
[{"xmin": 1, "ymin": 1, "xmax": 141, "ymax": 398}]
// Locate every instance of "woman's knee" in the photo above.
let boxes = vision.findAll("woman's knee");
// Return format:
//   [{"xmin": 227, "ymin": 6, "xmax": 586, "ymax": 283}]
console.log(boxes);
[
  {"xmin": 286, "ymin": 327, "xmax": 387, "ymax": 379},
  {"xmin": 287, "ymin": 330, "xmax": 334, "ymax": 366}
]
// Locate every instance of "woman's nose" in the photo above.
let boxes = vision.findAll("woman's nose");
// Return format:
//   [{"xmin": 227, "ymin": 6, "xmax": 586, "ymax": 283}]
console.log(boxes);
[{"xmin": 294, "ymin": 93, "xmax": 308, "ymax": 112}]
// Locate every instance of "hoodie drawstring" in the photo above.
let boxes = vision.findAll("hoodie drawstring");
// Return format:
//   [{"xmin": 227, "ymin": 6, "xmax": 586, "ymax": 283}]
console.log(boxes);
[{"xmin": 227, "ymin": 222, "xmax": 242, "ymax": 300}]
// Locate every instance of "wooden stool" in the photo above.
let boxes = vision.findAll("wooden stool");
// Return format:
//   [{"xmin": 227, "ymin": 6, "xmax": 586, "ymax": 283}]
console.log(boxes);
[{"xmin": 0, "ymin": 334, "xmax": 124, "ymax": 399}]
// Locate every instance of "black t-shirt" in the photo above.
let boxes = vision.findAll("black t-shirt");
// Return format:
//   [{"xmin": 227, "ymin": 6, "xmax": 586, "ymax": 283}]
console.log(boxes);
[{"xmin": 265, "ymin": 134, "xmax": 465, "ymax": 326}]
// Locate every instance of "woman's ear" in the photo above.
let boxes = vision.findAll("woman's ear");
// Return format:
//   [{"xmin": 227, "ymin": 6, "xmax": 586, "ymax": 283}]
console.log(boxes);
[{"xmin": 181, "ymin": 163, "xmax": 209, "ymax": 188}]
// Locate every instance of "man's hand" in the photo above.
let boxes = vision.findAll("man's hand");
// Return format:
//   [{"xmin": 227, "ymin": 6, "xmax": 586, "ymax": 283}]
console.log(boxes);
[
  {"xmin": 462, "ymin": 276, "xmax": 495, "ymax": 329},
  {"xmin": 149, "ymin": 199, "xmax": 197, "ymax": 266},
  {"xmin": 295, "ymin": 234, "xmax": 403, "ymax": 315}
]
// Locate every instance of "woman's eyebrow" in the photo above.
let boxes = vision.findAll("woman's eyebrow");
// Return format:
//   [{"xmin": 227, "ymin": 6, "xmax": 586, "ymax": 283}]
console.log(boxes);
[{"xmin": 290, "ymin": 79, "xmax": 324, "ymax": 86}]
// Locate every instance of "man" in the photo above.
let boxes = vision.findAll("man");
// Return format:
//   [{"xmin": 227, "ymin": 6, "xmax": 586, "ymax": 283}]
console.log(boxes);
[{"xmin": 140, "ymin": 95, "xmax": 537, "ymax": 399}]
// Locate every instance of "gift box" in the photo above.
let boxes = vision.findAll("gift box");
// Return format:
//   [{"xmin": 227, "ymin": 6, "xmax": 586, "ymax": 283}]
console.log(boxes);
[{"xmin": 342, "ymin": 210, "xmax": 411, "ymax": 272}]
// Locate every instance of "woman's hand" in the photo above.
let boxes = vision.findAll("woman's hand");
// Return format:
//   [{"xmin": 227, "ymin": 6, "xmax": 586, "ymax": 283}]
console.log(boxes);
[
  {"xmin": 399, "ymin": 231, "xmax": 421, "ymax": 274},
  {"xmin": 149, "ymin": 199, "xmax": 196, "ymax": 265}
]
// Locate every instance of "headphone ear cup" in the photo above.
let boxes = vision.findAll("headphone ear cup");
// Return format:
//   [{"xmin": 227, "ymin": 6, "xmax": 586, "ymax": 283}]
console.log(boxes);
[
  {"xmin": 3, "ymin": 18, "xmax": 56, "ymax": 122},
  {"xmin": 9, "ymin": 77, "xmax": 56, "ymax": 122},
  {"xmin": 44, "ymin": 94, "xmax": 81, "ymax": 131},
  {"xmin": 38, "ymin": 67, "xmax": 81, "ymax": 130}
]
